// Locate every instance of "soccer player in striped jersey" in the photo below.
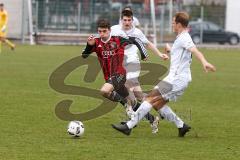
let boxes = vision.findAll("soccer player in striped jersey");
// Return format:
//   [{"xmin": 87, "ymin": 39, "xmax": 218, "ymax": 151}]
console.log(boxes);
[
  {"xmin": 82, "ymin": 19, "xmax": 155, "ymax": 119},
  {"xmin": 112, "ymin": 12, "xmax": 216, "ymax": 137},
  {"xmin": 0, "ymin": 3, "xmax": 15, "ymax": 53}
]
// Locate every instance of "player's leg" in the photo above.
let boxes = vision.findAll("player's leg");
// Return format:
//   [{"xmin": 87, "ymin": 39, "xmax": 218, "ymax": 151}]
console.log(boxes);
[
  {"xmin": 152, "ymin": 78, "xmax": 191, "ymax": 136},
  {"xmin": 111, "ymin": 89, "xmax": 167, "ymax": 135},
  {"xmin": 124, "ymin": 61, "xmax": 141, "ymax": 103},
  {"xmin": 158, "ymin": 105, "xmax": 184, "ymax": 128},
  {"xmin": 133, "ymin": 85, "xmax": 144, "ymax": 101},
  {"xmin": 0, "ymin": 29, "xmax": 15, "ymax": 50},
  {"xmin": 4, "ymin": 39, "xmax": 15, "ymax": 50},
  {"xmin": 126, "ymin": 80, "xmax": 159, "ymax": 133},
  {"xmin": 100, "ymin": 82, "xmax": 114, "ymax": 98},
  {"xmin": 112, "ymin": 78, "xmax": 191, "ymax": 136},
  {"xmin": 143, "ymin": 85, "xmax": 186, "ymax": 134},
  {"xmin": 100, "ymin": 82, "xmax": 127, "ymax": 105},
  {"xmin": 124, "ymin": 61, "xmax": 141, "ymax": 117},
  {"xmin": 125, "ymin": 62, "xmax": 159, "ymax": 133},
  {"xmin": 129, "ymin": 82, "xmax": 160, "ymax": 133},
  {"xmin": 127, "ymin": 89, "xmax": 167, "ymax": 129},
  {"xmin": 100, "ymin": 77, "xmax": 137, "ymax": 128},
  {"xmin": 124, "ymin": 61, "xmax": 149, "ymax": 109},
  {"xmin": 125, "ymin": 78, "xmax": 144, "ymax": 103},
  {"xmin": 111, "ymin": 81, "xmax": 171, "ymax": 135},
  {"xmin": 125, "ymin": 72, "xmax": 143, "ymax": 102},
  {"xmin": 154, "ymin": 79, "xmax": 185, "ymax": 129},
  {"xmin": 124, "ymin": 80, "xmax": 137, "ymax": 105},
  {"xmin": 158, "ymin": 105, "xmax": 190, "ymax": 137}
]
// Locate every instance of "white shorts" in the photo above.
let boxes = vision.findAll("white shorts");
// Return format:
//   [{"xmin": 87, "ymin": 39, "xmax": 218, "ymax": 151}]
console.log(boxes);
[
  {"xmin": 154, "ymin": 76, "xmax": 189, "ymax": 102},
  {"xmin": 124, "ymin": 61, "xmax": 140, "ymax": 81}
]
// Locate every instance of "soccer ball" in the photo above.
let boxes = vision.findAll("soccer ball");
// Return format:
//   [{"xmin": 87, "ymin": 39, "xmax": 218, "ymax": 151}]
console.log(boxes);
[{"xmin": 67, "ymin": 121, "xmax": 85, "ymax": 137}]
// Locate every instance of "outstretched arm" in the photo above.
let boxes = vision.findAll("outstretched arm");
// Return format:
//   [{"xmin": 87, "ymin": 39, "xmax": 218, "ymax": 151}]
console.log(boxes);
[
  {"xmin": 189, "ymin": 47, "xmax": 216, "ymax": 72},
  {"xmin": 146, "ymin": 41, "xmax": 169, "ymax": 60}
]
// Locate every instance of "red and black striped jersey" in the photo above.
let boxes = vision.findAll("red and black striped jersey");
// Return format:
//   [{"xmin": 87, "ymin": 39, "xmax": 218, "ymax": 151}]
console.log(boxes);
[
  {"xmin": 93, "ymin": 36, "xmax": 129, "ymax": 81},
  {"xmin": 82, "ymin": 36, "xmax": 147, "ymax": 81}
]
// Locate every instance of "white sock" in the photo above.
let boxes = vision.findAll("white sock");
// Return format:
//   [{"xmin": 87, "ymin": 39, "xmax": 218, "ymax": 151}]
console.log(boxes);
[
  {"xmin": 159, "ymin": 105, "xmax": 184, "ymax": 128},
  {"xmin": 126, "ymin": 101, "xmax": 152, "ymax": 129}
]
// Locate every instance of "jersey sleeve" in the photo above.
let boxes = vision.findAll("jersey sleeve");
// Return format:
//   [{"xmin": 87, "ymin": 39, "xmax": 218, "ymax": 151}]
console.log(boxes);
[
  {"xmin": 135, "ymin": 29, "xmax": 149, "ymax": 44},
  {"xmin": 111, "ymin": 25, "xmax": 127, "ymax": 38},
  {"xmin": 81, "ymin": 43, "xmax": 95, "ymax": 58},
  {"xmin": 120, "ymin": 36, "xmax": 148, "ymax": 60},
  {"xmin": 182, "ymin": 34, "xmax": 195, "ymax": 50}
]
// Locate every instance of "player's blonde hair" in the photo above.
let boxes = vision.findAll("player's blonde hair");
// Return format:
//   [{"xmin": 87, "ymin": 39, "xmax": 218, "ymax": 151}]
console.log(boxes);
[{"xmin": 174, "ymin": 12, "xmax": 190, "ymax": 27}]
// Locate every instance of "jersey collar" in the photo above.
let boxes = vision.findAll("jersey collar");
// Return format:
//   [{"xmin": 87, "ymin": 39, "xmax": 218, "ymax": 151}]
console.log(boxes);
[
  {"xmin": 176, "ymin": 29, "xmax": 188, "ymax": 38},
  {"xmin": 101, "ymin": 33, "xmax": 112, "ymax": 43}
]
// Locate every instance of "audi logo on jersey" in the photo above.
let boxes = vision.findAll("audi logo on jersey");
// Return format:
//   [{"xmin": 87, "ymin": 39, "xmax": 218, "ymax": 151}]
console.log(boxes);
[
  {"xmin": 101, "ymin": 41, "xmax": 118, "ymax": 58},
  {"xmin": 102, "ymin": 50, "xmax": 116, "ymax": 58}
]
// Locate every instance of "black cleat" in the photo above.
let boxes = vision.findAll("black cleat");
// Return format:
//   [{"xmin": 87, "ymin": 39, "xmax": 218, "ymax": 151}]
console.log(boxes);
[
  {"xmin": 120, "ymin": 121, "xmax": 127, "ymax": 125},
  {"xmin": 111, "ymin": 123, "xmax": 132, "ymax": 136},
  {"xmin": 120, "ymin": 121, "xmax": 137, "ymax": 128},
  {"xmin": 178, "ymin": 123, "xmax": 191, "ymax": 137}
]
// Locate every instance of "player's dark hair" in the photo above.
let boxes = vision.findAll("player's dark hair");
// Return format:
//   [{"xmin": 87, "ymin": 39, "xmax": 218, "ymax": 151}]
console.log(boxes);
[
  {"xmin": 0, "ymin": 3, "xmax": 4, "ymax": 7},
  {"xmin": 97, "ymin": 19, "xmax": 111, "ymax": 29},
  {"xmin": 174, "ymin": 12, "xmax": 189, "ymax": 27},
  {"xmin": 121, "ymin": 10, "xmax": 133, "ymax": 19}
]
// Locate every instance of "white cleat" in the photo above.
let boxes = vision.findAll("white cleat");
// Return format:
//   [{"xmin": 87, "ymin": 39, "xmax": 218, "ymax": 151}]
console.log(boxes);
[
  {"xmin": 151, "ymin": 116, "xmax": 160, "ymax": 134},
  {"xmin": 125, "ymin": 105, "xmax": 134, "ymax": 119}
]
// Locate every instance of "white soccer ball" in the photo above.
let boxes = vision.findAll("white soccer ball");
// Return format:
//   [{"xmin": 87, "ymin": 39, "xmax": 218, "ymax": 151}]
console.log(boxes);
[{"xmin": 67, "ymin": 121, "xmax": 85, "ymax": 137}]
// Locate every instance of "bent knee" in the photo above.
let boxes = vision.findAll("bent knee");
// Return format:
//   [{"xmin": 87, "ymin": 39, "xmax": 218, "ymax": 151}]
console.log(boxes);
[
  {"xmin": 145, "ymin": 97, "xmax": 158, "ymax": 104},
  {"xmin": 100, "ymin": 89, "xmax": 110, "ymax": 97},
  {"xmin": 145, "ymin": 90, "xmax": 164, "ymax": 103}
]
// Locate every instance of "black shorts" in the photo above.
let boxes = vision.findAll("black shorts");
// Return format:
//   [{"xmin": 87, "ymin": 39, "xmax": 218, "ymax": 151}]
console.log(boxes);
[{"xmin": 106, "ymin": 74, "xmax": 129, "ymax": 98}]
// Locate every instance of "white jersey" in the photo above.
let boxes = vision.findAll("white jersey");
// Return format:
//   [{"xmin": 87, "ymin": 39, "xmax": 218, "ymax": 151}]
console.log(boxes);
[
  {"xmin": 167, "ymin": 31, "xmax": 195, "ymax": 82},
  {"xmin": 111, "ymin": 25, "xmax": 149, "ymax": 63}
]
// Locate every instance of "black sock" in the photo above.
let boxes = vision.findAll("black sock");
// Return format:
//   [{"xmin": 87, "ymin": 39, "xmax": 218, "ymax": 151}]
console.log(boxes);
[
  {"xmin": 109, "ymin": 91, "xmax": 127, "ymax": 106},
  {"xmin": 132, "ymin": 101, "xmax": 141, "ymax": 111},
  {"xmin": 145, "ymin": 113, "xmax": 155, "ymax": 124},
  {"xmin": 119, "ymin": 100, "xmax": 126, "ymax": 106}
]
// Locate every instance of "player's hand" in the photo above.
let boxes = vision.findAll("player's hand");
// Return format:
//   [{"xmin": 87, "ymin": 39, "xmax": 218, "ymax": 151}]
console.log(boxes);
[
  {"xmin": 143, "ymin": 57, "xmax": 148, "ymax": 61},
  {"xmin": 164, "ymin": 43, "xmax": 171, "ymax": 55},
  {"xmin": 203, "ymin": 62, "xmax": 216, "ymax": 72},
  {"xmin": 160, "ymin": 53, "xmax": 169, "ymax": 60},
  {"xmin": 87, "ymin": 35, "xmax": 96, "ymax": 45},
  {"xmin": 142, "ymin": 56, "xmax": 148, "ymax": 61}
]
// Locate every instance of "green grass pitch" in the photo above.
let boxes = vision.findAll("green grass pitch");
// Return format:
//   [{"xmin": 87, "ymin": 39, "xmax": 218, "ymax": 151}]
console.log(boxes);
[{"xmin": 0, "ymin": 45, "xmax": 239, "ymax": 160}]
